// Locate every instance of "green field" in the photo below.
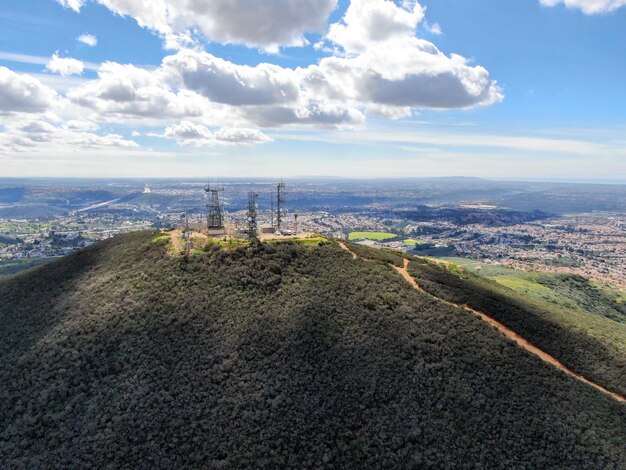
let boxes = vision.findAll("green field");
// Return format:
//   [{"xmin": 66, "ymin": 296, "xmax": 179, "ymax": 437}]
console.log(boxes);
[
  {"xmin": 403, "ymin": 238, "xmax": 423, "ymax": 245},
  {"xmin": 348, "ymin": 231, "xmax": 397, "ymax": 241},
  {"xmin": 439, "ymin": 257, "xmax": 626, "ymax": 321},
  {"xmin": 427, "ymin": 256, "xmax": 626, "ymax": 381}
]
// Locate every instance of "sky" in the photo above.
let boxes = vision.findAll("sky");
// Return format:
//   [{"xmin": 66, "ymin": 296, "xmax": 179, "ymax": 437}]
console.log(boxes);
[{"xmin": 0, "ymin": 0, "xmax": 625, "ymax": 180}]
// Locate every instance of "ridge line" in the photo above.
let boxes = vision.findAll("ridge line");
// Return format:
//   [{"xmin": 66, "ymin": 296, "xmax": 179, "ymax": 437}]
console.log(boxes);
[{"xmin": 338, "ymin": 241, "xmax": 625, "ymax": 404}]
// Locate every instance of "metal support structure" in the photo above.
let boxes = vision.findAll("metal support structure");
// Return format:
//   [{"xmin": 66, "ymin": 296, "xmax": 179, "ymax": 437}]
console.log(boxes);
[
  {"xmin": 294, "ymin": 214, "xmax": 299, "ymax": 234},
  {"xmin": 181, "ymin": 212, "xmax": 191, "ymax": 258},
  {"xmin": 205, "ymin": 180, "xmax": 225, "ymax": 230},
  {"xmin": 245, "ymin": 192, "xmax": 259, "ymax": 240},
  {"xmin": 276, "ymin": 181, "xmax": 286, "ymax": 230}
]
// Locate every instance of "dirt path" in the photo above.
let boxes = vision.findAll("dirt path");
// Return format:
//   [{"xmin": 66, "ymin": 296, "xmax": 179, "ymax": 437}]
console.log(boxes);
[
  {"xmin": 339, "ymin": 241, "xmax": 358, "ymax": 259},
  {"xmin": 339, "ymin": 242, "xmax": 625, "ymax": 404}
]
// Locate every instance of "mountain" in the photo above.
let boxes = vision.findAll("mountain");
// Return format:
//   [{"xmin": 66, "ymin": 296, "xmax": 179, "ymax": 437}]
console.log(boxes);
[{"xmin": 0, "ymin": 232, "xmax": 624, "ymax": 468}]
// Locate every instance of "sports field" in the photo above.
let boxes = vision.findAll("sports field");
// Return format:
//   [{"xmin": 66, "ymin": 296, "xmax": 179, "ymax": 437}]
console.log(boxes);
[{"xmin": 348, "ymin": 231, "xmax": 397, "ymax": 241}]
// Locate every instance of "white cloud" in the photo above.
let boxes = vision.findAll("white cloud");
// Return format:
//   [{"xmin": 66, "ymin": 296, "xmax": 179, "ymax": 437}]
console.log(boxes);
[
  {"xmin": 20, "ymin": 120, "xmax": 57, "ymax": 135},
  {"xmin": 214, "ymin": 127, "xmax": 272, "ymax": 144},
  {"xmin": 46, "ymin": 53, "xmax": 85, "ymax": 76},
  {"xmin": 0, "ymin": 118, "xmax": 138, "ymax": 154},
  {"xmin": 309, "ymin": 42, "xmax": 502, "ymax": 110},
  {"xmin": 327, "ymin": 0, "xmax": 425, "ymax": 53},
  {"xmin": 242, "ymin": 102, "xmax": 365, "ymax": 128},
  {"xmin": 0, "ymin": 66, "xmax": 57, "ymax": 114},
  {"xmin": 55, "ymin": 1, "xmax": 500, "ymax": 137},
  {"xmin": 56, "ymin": 0, "xmax": 85, "ymax": 12},
  {"xmin": 68, "ymin": 62, "xmax": 206, "ymax": 119},
  {"xmin": 164, "ymin": 50, "xmax": 300, "ymax": 106},
  {"xmin": 424, "ymin": 21, "xmax": 442, "ymax": 35},
  {"xmin": 163, "ymin": 121, "xmax": 271, "ymax": 146},
  {"xmin": 57, "ymin": 0, "xmax": 337, "ymax": 51},
  {"xmin": 63, "ymin": 119, "xmax": 99, "ymax": 131},
  {"xmin": 540, "ymin": 0, "xmax": 626, "ymax": 14},
  {"xmin": 77, "ymin": 33, "xmax": 98, "ymax": 47},
  {"xmin": 311, "ymin": 0, "xmax": 501, "ymax": 112}
]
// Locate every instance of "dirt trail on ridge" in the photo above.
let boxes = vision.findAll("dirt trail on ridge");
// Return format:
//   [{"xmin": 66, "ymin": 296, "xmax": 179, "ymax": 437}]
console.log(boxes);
[{"xmin": 338, "ymin": 241, "xmax": 625, "ymax": 404}]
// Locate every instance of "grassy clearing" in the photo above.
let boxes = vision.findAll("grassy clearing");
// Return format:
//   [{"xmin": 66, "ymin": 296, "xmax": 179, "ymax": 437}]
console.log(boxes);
[
  {"xmin": 348, "ymin": 231, "xmax": 397, "ymax": 241},
  {"xmin": 266, "ymin": 236, "xmax": 328, "ymax": 245},
  {"xmin": 403, "ymin": 239, "xmax": 423, "ymax": 245},
  {"xmin": 152, "ymin": 234, "xmax": 170, "ymax": 245}
]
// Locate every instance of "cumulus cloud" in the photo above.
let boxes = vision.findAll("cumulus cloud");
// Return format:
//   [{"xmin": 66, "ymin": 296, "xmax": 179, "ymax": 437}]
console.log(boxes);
[
  {"xmin": 243, "ymin": 102, "xmax": 365, "ymax": 128},
  {"xmin": 20, "ymin": 120, "xmax": 57, "ymax": 136},
  {"xmin": 54, "ymin": 0, "xmax": 500, "ymax": 137},
  {"xmin": 424, "ymin": 21, "xmax": 443, "ymax": 35},
  {"xmin": 57, "ymin": 0, "xmax": 84, "ymax": 12},
  {"xmin": 311, "ymin": 0, "xmax": 502, "ymax": 112},
  {"xmin": 46, "ymin": 53, "xmax": 85, "ymax": 76},
  {"xmin": 63, "ymin": 119, "xmax": 99, "ymax": 131},
  {"xmin": 68, "ymin": 62, "xmax": 205, "ymax": 119},
  {"xmin": 327, "ymin": 0, "xmax": 425, "ymax": 53},
  {"xmin": 57, "ymin": 0, "xmax": 337, "ymax": 51},
  {"xmin": 164, "ymin": 50, "xmax": 300, "ymax": 106},
  {"xmin": 0, "ymin": 66, "xmax": 57, "ymax": 114},
  {"xmin": 0, "ymin": 118, "xmax": 138, "ymax": 154},
  {"xmin": 77, "ymin": 33, "xmax": 98, "ymax": 47},
  {"xmin": 540, "ymin": 0, "xmax": 626, "ymax": 14},
  {"xmin": 164, "ymin": 121, "xmax": 271, "ymax": 146},
  {"xmin": 308, "ymin": 41, "xmax": 502, "ymax": 110}
]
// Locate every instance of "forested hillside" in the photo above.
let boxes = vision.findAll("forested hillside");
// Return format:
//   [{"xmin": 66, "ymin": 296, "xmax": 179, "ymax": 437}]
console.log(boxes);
[
  {"xmin": 1, "ymin": 232, "xmax": 624, "ymax": 468},
  {"xmin": 406, "ymin": 257, "xmax": 626, "ymax": 398}
]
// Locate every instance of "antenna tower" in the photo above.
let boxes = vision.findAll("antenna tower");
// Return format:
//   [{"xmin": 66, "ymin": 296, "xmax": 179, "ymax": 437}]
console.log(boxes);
[
  {"xmin": 181, "ymin": 212, "xmax": 191, "ymax": 258},
  {"xmin": 205, "ymin": 179, "xmax": 225, "ymax": 230},
  {"xmin": 276, "ymin": 181, "xmax": 286, "ymax": 229},
  {"xmin": 270, "ymin": 192, "xmax": 275, "ymax": 228},
  {"xmin": 245, "ymin": 192, "xmax": 259, "ymax": 240}
]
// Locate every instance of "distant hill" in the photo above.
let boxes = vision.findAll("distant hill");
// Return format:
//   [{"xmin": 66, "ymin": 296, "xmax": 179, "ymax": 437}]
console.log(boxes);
[
  {"xmin": 0, "ymin": 232, "xmax": 624, "ymax": 468},
  {"xmin": 0, "ymin": 187, "xmax": 26, "ymax": 204}
]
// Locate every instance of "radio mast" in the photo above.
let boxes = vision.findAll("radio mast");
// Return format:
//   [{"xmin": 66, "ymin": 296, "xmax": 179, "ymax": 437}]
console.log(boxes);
[
  {"xmin": 205, "ymin": 180, "xmax": 225, "ymax": 231},
  {"xmin": 245, "ymin": 192, "xmax": 259, "ymax": 240},
  {"xmin": 276, "ymin": 181, "xmax": 286, "ymax": 230}
]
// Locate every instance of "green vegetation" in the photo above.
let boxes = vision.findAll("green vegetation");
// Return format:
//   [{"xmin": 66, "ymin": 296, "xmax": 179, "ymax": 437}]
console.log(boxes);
[
  {"xmin": 0, "ymin": 258, "xmax": 56, "ymax": 278},
  {"xmin": 415, "ymin": 245, "xmax": 455, "ymax": 256},
  {"xmin": 403, "ymin": 238, "xmax": 422, "ymax": 245},
  {"xmin": 439, "ymin": 257, "xmax": 626, "ymax": 324},
  {"xmin": 407, "ymin": 257, "xmax": 626, "ymax": 397},
  {"xmin": 348, "ymin": 231, "xmax": 397, "ymax": 241},
  {"xmin": 345, "ymin": 241, "xmax": 408, "ymax": 267},
  {"xmin": 265, "ymin": 236, "xmax": 328, "ymax": 245},
  {"xmin": 151, "ymin": 234, "xmax": 170, "ymax": 244},
  {"xmin": 0, "ymin": 232, "xmax": 624, "ymax": 467}
]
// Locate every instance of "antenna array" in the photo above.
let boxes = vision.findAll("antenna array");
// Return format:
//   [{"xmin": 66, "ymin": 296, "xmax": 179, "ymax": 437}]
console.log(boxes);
[{"xmin": 205, "ymin": 180, "xmax": 225, "ymax": 230}]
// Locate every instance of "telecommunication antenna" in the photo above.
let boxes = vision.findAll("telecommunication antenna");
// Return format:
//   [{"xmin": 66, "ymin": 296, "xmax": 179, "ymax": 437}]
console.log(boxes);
[
  {"xmin": 245, "ymin": 192, "xmax": 259, "ymax": 240},
  {"xmin": 270, "ymin": 192, "xmax": 275, "ymax": 228},
  {"xmin": 205, "ymin": 179, "xmax": 225, "ymax": 230},
  {"xmin": 181, "ymin": 212, "xmax": 191, "ymax": 258},
  {"xmin": 294, "ymin": 214, "xmax": 299, "ymax": 234},
  {"xmin": 276, "ymin": 181, "xmax": 286, "ymax": 230}
]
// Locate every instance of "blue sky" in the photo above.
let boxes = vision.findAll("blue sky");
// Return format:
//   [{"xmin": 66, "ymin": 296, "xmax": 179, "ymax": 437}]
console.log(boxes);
[{"xmin": 0, "ymin": 0, "xmax": 625, "ymax": 179}]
